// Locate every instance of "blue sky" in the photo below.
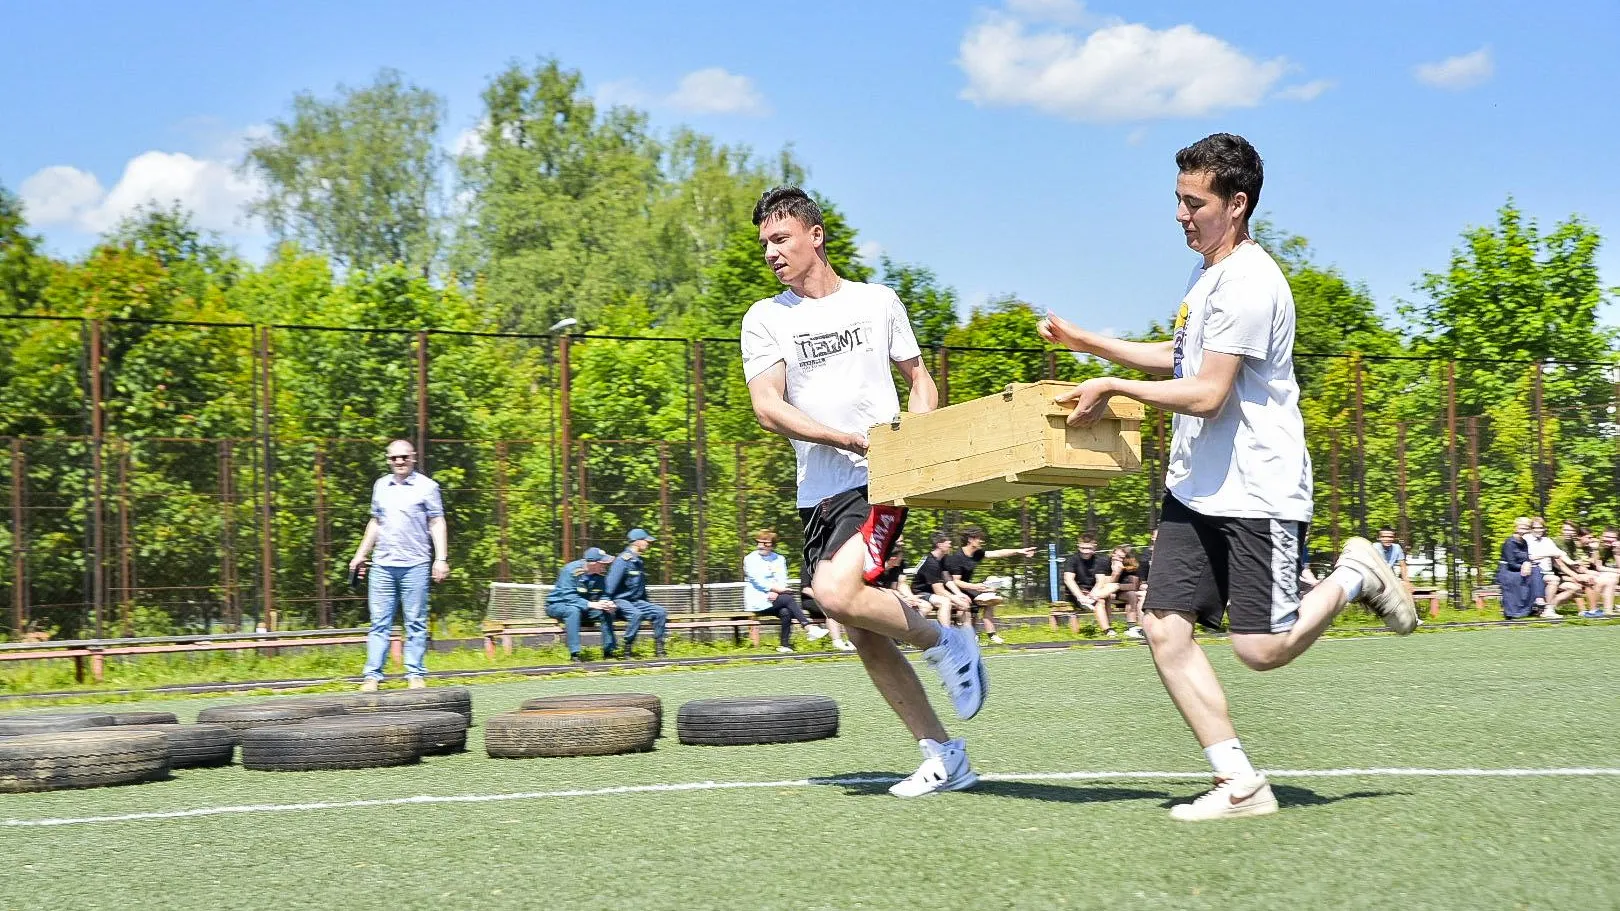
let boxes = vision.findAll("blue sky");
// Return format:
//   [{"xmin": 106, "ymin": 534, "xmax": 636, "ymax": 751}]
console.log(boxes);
[{"xmin": 3, "ymin": 0, "xmax": 1616, "ymax": 335}]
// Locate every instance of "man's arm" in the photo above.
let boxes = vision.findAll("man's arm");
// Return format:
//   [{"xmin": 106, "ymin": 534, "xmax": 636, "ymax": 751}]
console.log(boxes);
[
  {"xmin": 895, "ymin": 356, "xmax": 938, "ymax": 415},
  {"xmin": 1039, "ymin": 313, "xmax": 1176, "ymax": 375},
  {"xmin": 1056, "ymin": 351, "xmax": 1244, "ymax": 426},
  {"xmin": 604, "ymin": 558, "xmax": 628, "ymax": 599},
  {"xmin": 428, "ymin": 516, "xmax": 449, "ymax": 582},
  {"xmin": 983, "ymin": 547, "xmax": 1035, "ymax": 560},
  {"xmin": 747, "ymin": 362, "xmax": 868, "ymax": 455},
  {"xmin": 1062, "ymin": 571, "xmax": 1089, "ymax": 604},
  {"xmin": 349, "ymin": 518, "xmax": 380, "ymax": 575}
]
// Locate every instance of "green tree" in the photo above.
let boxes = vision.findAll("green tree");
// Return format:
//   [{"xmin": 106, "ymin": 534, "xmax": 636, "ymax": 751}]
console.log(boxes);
[
  {"xmin": 0, "ymin": 184, "xmax": 51, "ymax": 313},
  {"xmin": 879, "ymin": 258, "xmax": 958, "ymax": 349},
  {"xmin": 246, "ymin": 68, "xmax": 446, "ymax": 276}
]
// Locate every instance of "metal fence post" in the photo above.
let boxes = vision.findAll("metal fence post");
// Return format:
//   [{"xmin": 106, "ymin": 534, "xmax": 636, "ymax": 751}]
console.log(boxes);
[
  {"xmin": 313, "ymin": 442, "xmax": 331, "ymax": 627},
  {"xmin": 10, "ymin": 438, "xmax": 25, "ymax": 638},
  {"xmin": 493, "ymin": 441, "xmax": 510, "ymax": 583},
  {"xmin": 415, "ymin": 330, "xmax": 429, "ymax": 473},
  {"xmin": 1446, "ymin": 361, "xmax": 1462, "ymax": 604},
  {"xmin": 693, "ymin": 340, "xmax": 709, "ymax": 599},
  {"xmin": 88, "ymin": 319, "xmax": 105, "ymax": 639},
  {"xmin": 559, "ymin": 334, "xmax": 574, "ymax": 560}
]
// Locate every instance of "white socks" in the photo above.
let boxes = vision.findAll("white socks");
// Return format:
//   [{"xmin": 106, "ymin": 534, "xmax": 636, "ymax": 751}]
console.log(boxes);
[
  {"xmin": 1325, "ymin": 565, "xmax": 1365, "ymax": 602},
  {"xmin": 1203, "ymin": 738, "xmax": 1257, "ymax": 779}
]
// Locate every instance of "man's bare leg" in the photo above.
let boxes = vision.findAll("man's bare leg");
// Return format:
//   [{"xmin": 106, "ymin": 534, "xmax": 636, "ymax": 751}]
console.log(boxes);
[
  {"xmin": 811, "ymin": 534, "xmax": 949, "ymax": 742},
  {"xmin": 1229, "ymin": 578, "xmax": 1350, "ymax": 671},
  {"xmin": 1141, "ymin": 609, "xmax": 1236, "ymax": 747}
]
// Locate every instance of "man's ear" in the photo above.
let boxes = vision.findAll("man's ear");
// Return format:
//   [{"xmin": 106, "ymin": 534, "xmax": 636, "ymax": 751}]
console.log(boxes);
[
  {"xmin": 1229, "ymin": 191, "xmax": 1249, "ymax": 222},
  {"xmin": 810, "ymin": 223, "xmax": 825, "ymax": 250}
]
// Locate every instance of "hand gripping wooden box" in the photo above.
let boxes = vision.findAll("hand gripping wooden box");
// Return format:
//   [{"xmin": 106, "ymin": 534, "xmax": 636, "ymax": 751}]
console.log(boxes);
[{"xmin": 866, "ymin": 380, "xmax": 1143, "ymax": 509}]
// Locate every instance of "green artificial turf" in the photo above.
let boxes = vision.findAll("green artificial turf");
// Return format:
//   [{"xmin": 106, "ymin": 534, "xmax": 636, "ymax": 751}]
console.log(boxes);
[{"xmin": 2, "ymin": 626, "xmax": 1617, "ymax": 910}]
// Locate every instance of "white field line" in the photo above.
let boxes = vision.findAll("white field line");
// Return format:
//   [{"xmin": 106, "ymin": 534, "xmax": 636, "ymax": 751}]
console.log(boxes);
[{"xmin": 7, "ymin": 767, "xmax": 1620, "ymax": 828}]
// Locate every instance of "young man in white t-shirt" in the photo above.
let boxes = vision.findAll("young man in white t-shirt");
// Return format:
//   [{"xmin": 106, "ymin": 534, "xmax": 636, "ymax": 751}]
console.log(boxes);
[
  {"xmin": 741, "ymin": 186, "xmax": 988, "ymax": 798},
  {"xmin": 1038, "ymin": 133, "xmax": 1418, "ymax": 820}
]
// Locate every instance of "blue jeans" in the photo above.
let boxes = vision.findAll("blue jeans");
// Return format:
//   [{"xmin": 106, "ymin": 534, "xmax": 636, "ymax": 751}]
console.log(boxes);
[
  {"xmin": 364, "ymin": 562, "xmax": 430, "ymax": 680},
  {"xmin": 546, "ymin": 601, "xmax": 618, "ymax": 655},
  {"xmin": 614, "ymin": 599, "xmax": 668, "ymax": 647}
]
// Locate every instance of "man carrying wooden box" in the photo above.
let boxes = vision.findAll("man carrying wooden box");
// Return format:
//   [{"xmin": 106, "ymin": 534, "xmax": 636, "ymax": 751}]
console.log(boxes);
[
  {"xmin": 1040, "ymin": 133, "xmax": 1418, "ymax": 820},
  {"xmin": 741, "ymin": 186, "xmax": 988, "ymax": 798}
]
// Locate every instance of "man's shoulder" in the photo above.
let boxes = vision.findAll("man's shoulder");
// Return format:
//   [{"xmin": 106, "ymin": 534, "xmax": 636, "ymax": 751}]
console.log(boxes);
[{"xmin": 617, "ymin": 549, "xmax": 637, "ymax": 562}]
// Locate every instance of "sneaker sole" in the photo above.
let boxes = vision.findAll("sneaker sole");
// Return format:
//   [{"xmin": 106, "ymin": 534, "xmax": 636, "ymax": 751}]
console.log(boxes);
[
  {"xmin": 1170, "ymin": 797, "xmax": 1279, "ymax": 821},
  {"xmin": 889, "ymin": 770, "xmax": 980, "ymax": 798},
  {"xmin": 1342, "ymin": 537, "xmax": 1418, "ymax": 635}
]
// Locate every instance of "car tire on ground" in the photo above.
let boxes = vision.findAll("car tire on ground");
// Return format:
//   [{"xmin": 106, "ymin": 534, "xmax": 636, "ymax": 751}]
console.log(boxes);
[
  {"xmin": 0, "ymin": 730, "xmax": 170, "ymax": 792},
  {"xmin": 115, "ymin": 723, "xmax": 236, "ymax": 768},
  {"xmin": 484, "ymin": 708, "xmax": 657, "ymax": 758},
  {"xmin": 196, "ymin": 702, "xmax": 348, "ymax": 740},
  {"xmin": 332, "ymin": 710, "xmax": 468, "ymax": 755},
  {"xmin": 676, "ymin": 696, "xmax": 840, "ymax": 746},
  {"xmin": 240, "ymin": 719, "xmax": 422, "ymax": 771},
  {"xmin": 519, "ymin": 694, "xmax": 663, "ymax": 736},
  {"xmin": 0, "ymin": 713, "xmax": 117, "ymax": 737},
  {"xmin": 108, "ymin": 711, "xmax": 180, "ymax": 726},
  {"xmin": 338, "ymin": 687, "xmax": 473, "ymax": 721}
]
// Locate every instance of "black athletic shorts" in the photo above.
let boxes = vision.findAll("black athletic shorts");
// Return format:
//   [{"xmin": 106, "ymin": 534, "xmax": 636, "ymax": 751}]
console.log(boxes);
[
  {"xmin": 798, "ymin": 487, "xmax": 907, "ymax": 587},
  {"xmin": 1143, "ymin": 493, "xmax": 1308, "ymax": 634}
]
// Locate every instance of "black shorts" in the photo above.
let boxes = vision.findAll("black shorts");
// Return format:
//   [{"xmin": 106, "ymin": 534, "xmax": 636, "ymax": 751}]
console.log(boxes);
[
  {"xmin": 1143, "ymin": 494, "xmax": 1308, "ymax": 635},
  {"xmin": 798, "ymin": 487, "xmax": 907, "ymax": 586}
]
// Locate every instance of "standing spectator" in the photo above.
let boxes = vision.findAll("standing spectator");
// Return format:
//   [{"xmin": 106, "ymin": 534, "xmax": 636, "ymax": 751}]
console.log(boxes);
[
  {"xmin": 1376, "ymin": 527, "xmax": 1409, "ymax": 587},
  {"xmin": 944, "ymin": 526, "xmax": 1035, "ymax": 645},
  {"xmin": 1062, "ymin": 533, "xmax": 1113, "ymax": 636},
  {"xmin": 1496, "ymin": 517, "xmax": 1543, "ymax": 619},
  {"xmin": 913, "ymin": 532, "xmax": 972, "ymax": 625},
  {"xmin": 347, "ymin": 439, "xmax": 448, "ymax": 692},
  {"xmin": 546, "ymin": 547, "xmax": 619, "ymax": 662},
  {"xmin": 1527, "ymin": 518, "xmax": 1581, "ymax": 617},
  {"xmin": 743, "ymin": 528, "xmax": 828, "ymax": 653},
  {"xmin": 605, "ymin": 529, "xmax": 670, "ymax": 659}
]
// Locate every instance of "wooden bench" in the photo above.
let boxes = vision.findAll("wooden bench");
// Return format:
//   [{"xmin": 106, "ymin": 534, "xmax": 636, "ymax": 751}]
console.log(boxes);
[
  {"xmin": 484, "ymin": 581, "xmax": 763, "ymax": 658},
  {"xmin": 0, "ymin": 628, "xmax": 405, "ymax": 683},
  {"xmin": 1049, "ymin": 606, "xmax": 1083, "ymax": 634},
  {"xmin": 1410, "ymin": 586, "xmax": 1446, "ymax": 618}
]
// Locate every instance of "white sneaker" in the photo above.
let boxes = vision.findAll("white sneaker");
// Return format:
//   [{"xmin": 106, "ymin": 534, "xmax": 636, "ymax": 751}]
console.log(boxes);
[
  {"xmin": 987, "ymin": 633, "xmax": 1005, "ymax": 645},
  {"xmin": 888, "ymin": 738, "xmax": 979, "ymax": 797},
  {"xmin": 924, "ymin": 623, "xmax": 988, "ymax": 720},
  {"xmin": 836, "ymin": 639, "xmax": 857, "ymax": 652},
  {"xmin": 1125, "ymin": 625, "xmax": 1146, "ymax": 641},
  {"xmin": 1337, "ymin": 537, "xmax": 1418, "ymax": 634},
  {"xmin": 359, "ymin": 678, "xmax": 379, "ymax": 692},
  {"xmin": 1104, "ymin": 628, "xmax": 1119, "ymax": 639},
  {"xmin": 776, "ymin": 646, "xmax": 795, "ymax": 653},
  {"xmin": 1169, "ymin": 773, "xmax": 1278, "ymax": 821},
  {"xmin": 805, "ymin": 624, "xmax": 829, "ymax": 641},
  {"xmin": 1539, "ymin": 608, "xmax": 1561, "ymax": 619}
]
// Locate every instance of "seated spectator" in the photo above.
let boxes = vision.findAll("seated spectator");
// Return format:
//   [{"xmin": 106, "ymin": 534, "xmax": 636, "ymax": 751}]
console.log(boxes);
[
  {"xmin": 1376, "ymin": 527, "xmax": 1410, "ymax": 589},
  {"xmin": 944, "ymin": 525, "xmax": 1035, "ymax": 646},
  {"xmin": 1568, "ymin": 525, "xmax": 1612, "ymax": 618},
  {"xmin": 605, "ymin": 529, "xmax": 670, "ymax": 659},
  {"xmin": 912, "ymin": 531, "xmax": 972, "ymax": 626},
  {"xmin": 1527, "ymin": 517, "xmax": 1582, "ymax": 617},
  {"xmin": 1496, "ymin": 518, "xmax": 1544, "ymax": 619},
  {"xmin": 1590, "ymin": 529, "xmax": 1620, "ymax": 618},
  {"xmin": 742, "ymin": 528, "xmax": 827, "ymax": 653},
  {"xmin": 1090, "ymin": 545, "xmax": 1145, "ymax": 640},
  {"xmin": 545, "ymin": 547, "xmax": 619, "ymax": 662},
  {"xmin": 1062, "ymin": 532, "xmax": 1115, "ymax": 637},
  {"xmin": 876, "ymin": 544, "xmax": 930, "ymax": 611}
]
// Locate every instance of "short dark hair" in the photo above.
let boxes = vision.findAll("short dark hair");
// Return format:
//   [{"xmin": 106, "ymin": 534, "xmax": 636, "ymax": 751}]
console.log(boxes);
[
  {"xmin": 958, "ymin": 525, "xmax": 986, "ymax": 546},
  {"xmin": 1379, "ymin": 526, "xmax": 1395, "ymax": 535},
  {"xmin": 1175, "ymin": 133, "xmax": 1263, "ymax": 223},
  {"xmin": 930, "ymin": 530, "xmax": 950, "ymax": 547},
  {"xmin": 1078, "ymin": 532, "xmax": 1097, "ymax": 546},
  {"xmin": 752, "ymin": 186, "xmax": 824, "ymax": 230}
]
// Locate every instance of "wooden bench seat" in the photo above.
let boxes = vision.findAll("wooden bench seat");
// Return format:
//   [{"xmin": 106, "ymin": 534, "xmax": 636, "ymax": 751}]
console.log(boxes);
[
  {"xmin": 481, "ymin": 611, "xmax": 762, "ymax": 657},
  {"xmin": 0, "ymin": 629, "xmax": 403, "ymax": 683}
]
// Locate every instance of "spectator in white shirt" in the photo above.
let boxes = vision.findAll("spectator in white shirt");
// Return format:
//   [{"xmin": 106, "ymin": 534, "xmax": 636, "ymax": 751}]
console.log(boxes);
[
  {"xmin": 1526, "ymin": 518, "xmax": 1582, "ymax": 617},
  {"xmin": 743, "ymin": 528, "xmax": 828, "ymax": 652}
]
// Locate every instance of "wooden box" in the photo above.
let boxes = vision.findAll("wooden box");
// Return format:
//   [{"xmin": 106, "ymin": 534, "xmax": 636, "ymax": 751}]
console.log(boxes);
[{"xmin": 866, "ymin": 380, "xmax": 1143, "ymax": 508}]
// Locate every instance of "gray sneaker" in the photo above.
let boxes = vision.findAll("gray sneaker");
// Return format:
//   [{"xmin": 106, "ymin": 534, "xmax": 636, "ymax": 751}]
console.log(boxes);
[{"xmin": 1337, "ymin": 537, "xmax": 1418, "ymax": 634}]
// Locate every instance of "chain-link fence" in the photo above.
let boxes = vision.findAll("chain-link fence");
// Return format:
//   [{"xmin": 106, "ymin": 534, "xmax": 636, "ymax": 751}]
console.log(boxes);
[{"xmin": 2, "ymin": 313, "xmax": 1616, "ymax": 638}]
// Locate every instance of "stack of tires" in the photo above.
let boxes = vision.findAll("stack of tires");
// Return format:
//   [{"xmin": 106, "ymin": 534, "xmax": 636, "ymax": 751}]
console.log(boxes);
[{"xmin": 0, "ymin": 709, "xmax": 202, "ymax": 792}]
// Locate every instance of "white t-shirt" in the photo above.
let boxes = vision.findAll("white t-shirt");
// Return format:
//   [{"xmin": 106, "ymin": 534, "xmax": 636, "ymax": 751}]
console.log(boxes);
[
  {"xmin": 742, "ymin": 549, "xmax": 791, "ymax": 612},
  {"xmin": 740, "ymin": 280, "xmax": 922, "ymax": 507},
  {"xmin": 1165, "ymin": 242, "xmax": 1313, "ymax": 522},
  {"xmin": 1526, "ymin": 534, "xmax": 1567, "ymax": 574}
]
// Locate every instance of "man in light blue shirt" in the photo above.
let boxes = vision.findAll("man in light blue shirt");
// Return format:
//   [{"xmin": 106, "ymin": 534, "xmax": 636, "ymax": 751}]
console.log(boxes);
[{"xmin": 348, "ymin": 439, "xmax": 448, "ymax": 691}]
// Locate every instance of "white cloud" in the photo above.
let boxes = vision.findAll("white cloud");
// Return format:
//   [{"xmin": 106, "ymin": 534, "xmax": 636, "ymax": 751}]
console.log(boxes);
[
  {"xmin": 667, "ymin": 68, "xmax": 770, "ymax": 116},
  {"xmin": 958, "ymin": 5, "xmax": 1297, "ymax": 121},
  {"xmin": 19, "ymin": 165, "xmax": 105, "ymax": 224},
  {"xmin": 857, "ymin": 240, "xmax": 885, "ymax": 263},
  {"xmin": 19, "ymin": 150, "xmax": 261, "ymax": 235},
  {"xmin": 1414, "ymin": 46, "xmax": 1494, "ymax": 90},
  {"xmin": 451, "ymin": 125, "xmax": 486, "ymax": 158},
  {"xmin": 1276, "ymin": 79, "xmax": 1334, "ymax": 101}
]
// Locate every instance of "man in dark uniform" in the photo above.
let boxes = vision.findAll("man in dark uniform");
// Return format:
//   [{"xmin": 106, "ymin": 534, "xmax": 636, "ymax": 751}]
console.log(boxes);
[
  {"xmin": 546, "ymin": 547, "xmax": 619, "ymax": 662},
  {"xmin": 605, "ymin": 528, "xmax": 670, "ymax": 658}
]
